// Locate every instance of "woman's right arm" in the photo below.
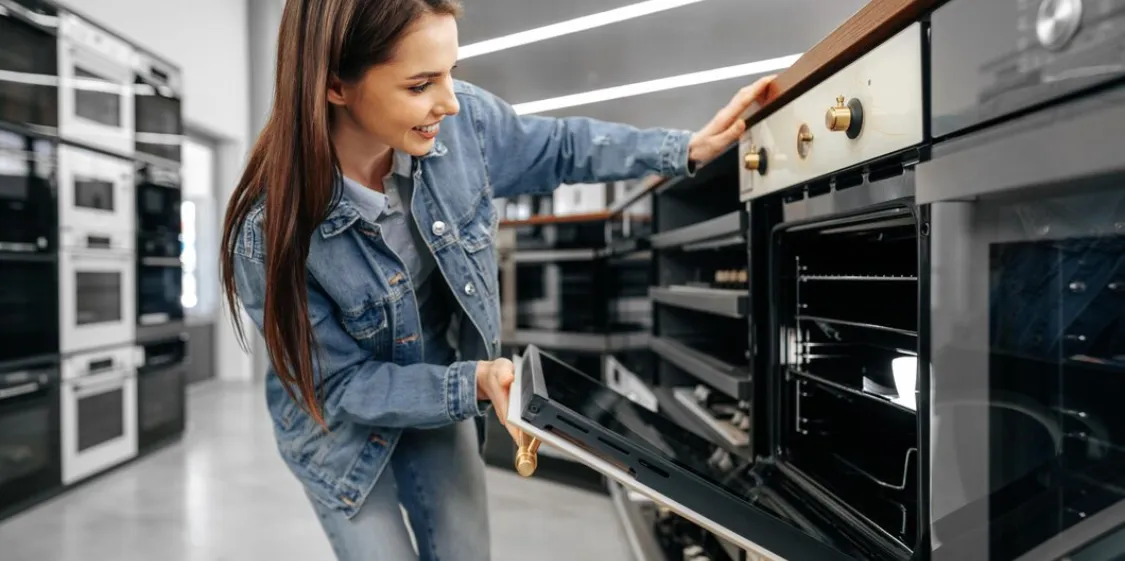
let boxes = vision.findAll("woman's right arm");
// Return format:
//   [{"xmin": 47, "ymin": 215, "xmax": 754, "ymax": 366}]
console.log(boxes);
[{"xmin": 232, "ymin": 251, "xmax": 489, "ymax": 429}]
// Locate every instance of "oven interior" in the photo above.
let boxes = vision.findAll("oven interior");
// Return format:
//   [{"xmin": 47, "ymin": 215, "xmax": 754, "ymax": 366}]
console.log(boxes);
[{"xmin": 773, "ymin": 204, "xmax": 921, "ymax": 550}]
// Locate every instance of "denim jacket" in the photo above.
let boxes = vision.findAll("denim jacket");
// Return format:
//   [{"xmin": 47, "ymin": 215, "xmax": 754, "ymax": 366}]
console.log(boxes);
[{"xmin": 232, "ymin": 80, "xmax": 696, "ymax": 517}]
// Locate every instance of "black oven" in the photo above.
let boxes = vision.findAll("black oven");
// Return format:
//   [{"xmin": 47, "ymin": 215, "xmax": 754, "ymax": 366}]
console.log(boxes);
[
  {"xmin": 137, "ymin": 335, "xmax": 186, "ymax": 451},
  {"xmin": 0, "ymin": 358, "xmax": 61, "ymax": 521},
  {"xmin": 0, "ymin": 129, "xmax": 55, "ymax": 253},
  {"xmin": 137, "ymin": 241, "xmax": 183, "ymax": 327},
  {"xmin": 136, "ymin": 164, "xmax": 180, "ymax": 235},
  {"xmin": 0, "ymin": 252, "xmax": 57, "ymax": 364},
  {"xmin": 0, "ymin": 0, "xmax": 59, "ymax": 134},
  {"xmin": 924, "ymin": 7, "xmax": 1125, "ymax": 557},
  {"xmin": 133, "ymin": 50, "xmax": 182, "ymax": 165}
]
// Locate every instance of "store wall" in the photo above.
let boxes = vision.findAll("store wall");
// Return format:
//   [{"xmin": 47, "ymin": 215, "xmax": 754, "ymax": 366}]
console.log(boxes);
[{"xmin": 60, "ymin": 0, "xmax": 257, "ymax": 382}]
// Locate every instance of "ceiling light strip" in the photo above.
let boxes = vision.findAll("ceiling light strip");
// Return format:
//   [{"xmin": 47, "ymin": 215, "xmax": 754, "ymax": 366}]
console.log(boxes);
[
  {"xmin": 458, "ymin": 0, "xmax": 708, "ymax": 60},
  {"xmin": 512, "ymin": 53, "xmax": 803, "ymax": 115}
]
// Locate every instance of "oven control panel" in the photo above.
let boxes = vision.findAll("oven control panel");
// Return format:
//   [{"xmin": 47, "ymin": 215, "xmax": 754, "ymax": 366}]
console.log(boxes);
[
  {"xmin": 59, "ymin": 12, "xmax": 135, "ymax": 67},
  {"xmin": 739, "ymin": 22, "xmax": 925, "ymax": 202}
]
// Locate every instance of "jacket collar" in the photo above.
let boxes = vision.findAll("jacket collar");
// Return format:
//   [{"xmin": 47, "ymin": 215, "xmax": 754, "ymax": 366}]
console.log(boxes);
[{"xmin": 319, "ymin": 141, "xmax": 446, "ymax": 238}]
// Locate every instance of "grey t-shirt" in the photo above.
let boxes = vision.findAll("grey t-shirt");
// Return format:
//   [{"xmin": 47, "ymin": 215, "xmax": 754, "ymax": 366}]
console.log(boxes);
[{"xmin": 339, "ymin": 150, "xmax": 454, "ymax": 364}]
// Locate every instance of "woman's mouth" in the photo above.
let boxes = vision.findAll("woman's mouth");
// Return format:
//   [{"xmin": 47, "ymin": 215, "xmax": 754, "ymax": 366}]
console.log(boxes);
[{"xmin": 413, "ymin": 123, "xmax": 439, "ymax": 138}]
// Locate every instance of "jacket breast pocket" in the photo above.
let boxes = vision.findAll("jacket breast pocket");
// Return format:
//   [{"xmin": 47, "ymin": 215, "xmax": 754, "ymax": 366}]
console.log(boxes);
[
  {"xmin": 338, "ymin": 297, "xmax": 390, "ymax": 354},
  {"xmin": 460, "ymin": 207, "xmax": 499, "ymax": 296}
]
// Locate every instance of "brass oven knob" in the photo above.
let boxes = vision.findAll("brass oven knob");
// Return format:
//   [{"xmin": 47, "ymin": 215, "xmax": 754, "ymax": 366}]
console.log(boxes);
[
  {"xmin": 825, "ymin": 95, "xmax": 865, "ymax": 139},
  {"xmin": 743, "ymin": 145, "xmax": 768, "ymax": 174},
  {"xmin": 797, "ymin": 123, "xmax": 814, "ymax": 159}
]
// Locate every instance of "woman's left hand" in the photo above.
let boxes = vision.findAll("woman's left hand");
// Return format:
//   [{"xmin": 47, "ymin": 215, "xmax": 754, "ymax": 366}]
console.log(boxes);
[{"xmin": 687, "ymin": 75, "xmax": 778, "ymax": 166}]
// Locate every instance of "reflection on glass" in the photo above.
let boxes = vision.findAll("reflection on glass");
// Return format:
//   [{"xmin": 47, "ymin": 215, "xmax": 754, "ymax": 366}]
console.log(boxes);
[
  {"xmin": 180, "ymin": 200, "xmax": 197, "ymax": 309},
  {"xmin": 73, "ymin": 66, "xmax": 120, "ymax": 127}
]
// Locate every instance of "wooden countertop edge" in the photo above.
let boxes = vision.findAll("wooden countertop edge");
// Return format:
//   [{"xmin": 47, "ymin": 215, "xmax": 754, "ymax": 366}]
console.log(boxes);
[{"xmin": 743, "ymin": 0, "xmax": 944, "ymax": 125}]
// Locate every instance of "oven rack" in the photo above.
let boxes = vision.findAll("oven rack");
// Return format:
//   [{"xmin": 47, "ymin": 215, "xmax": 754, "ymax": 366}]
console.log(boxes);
[
  {"xmin": 651, "ymin": 285, "xmax": 748, "ymax": 318},
  {"xmin": 650, "ymin": 210, "xmax": 744, "ymax": 252},
  {"xmin": 799, "ymin": 274, "xmax": 918, "ymax": 282},
  {"xmin": 789, "ymin": 367, "xmax": 917, "ymax": 414}
]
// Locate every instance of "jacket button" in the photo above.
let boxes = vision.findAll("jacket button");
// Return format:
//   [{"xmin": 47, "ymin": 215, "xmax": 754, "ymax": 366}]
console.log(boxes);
[
  {"xmin": 432, "ymin": 221, "xmax": 447, "ymax": 236},
  {"xmin": 464, "ymin": 282, "xmax": 476, "ymax": 295}
]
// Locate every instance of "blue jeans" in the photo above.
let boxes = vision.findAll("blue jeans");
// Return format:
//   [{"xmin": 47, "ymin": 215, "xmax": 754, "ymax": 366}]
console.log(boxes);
[{"xmin": 308, "ymin": 420, "xmax": 490, "ymax": 561}]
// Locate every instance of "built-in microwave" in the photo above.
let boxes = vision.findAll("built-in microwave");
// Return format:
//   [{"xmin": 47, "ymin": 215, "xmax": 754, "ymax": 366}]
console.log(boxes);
[
  {"xmin": 0, "ymin": 128, "xmax": 56, "ymax": 254},
  {"xmin": 57, "ymin": 12, "xmax": 135, "ymax": 156},
  {"xmin": 60, "ymin": 344, "xmax": 138, "ymax": 485},
  {"xmin": 57, "ymin": 142, "xmax": 134, "ymax": 236},
  {"xmin": 133, "ymin": 50, "xmax": 182, "ymax": 166},
  {"xmin": 0, "ymin": 0, "xmax": 59, "ymax": 135}
]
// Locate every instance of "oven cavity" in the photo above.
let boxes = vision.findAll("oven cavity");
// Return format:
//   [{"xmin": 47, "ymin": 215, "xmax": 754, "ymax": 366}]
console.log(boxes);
[{"xmin": 774, "ymin": 204, "xmax": 921, "ymax": 550}]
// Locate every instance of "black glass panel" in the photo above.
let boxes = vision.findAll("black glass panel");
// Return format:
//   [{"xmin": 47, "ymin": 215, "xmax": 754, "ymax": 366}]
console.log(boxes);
[
  {"xmin": 0, "ymin": 133, "xmax": 55, "ymax": 250},
  {"xmin": 0, "ymin": 406, "xmax": 50, "ymax": 483},
  {"xmin": 76, "ymin": 387, "xmax": 124, "ymax": 452},
  {"xmin": 76, "ymin": 271, "xmax": 122, "ymax": 325},
  {"xmin": 0, "ymin": 10, "xmax": 58, "ymax": 129},
  {"xmin": 73, "ymin": 66, "xmax": 121, "ymax": 128},
  {"xmin": 0, "ymin": 257, "xmax": 57, "ymax": 362},
  {"xmin": 74, "ymin": 178, "xmax": 114, "ymax": 211},
  {"xmin": 138, "ymin": 265, "xmax": 183, "ymax": 321},
  {"xmin": 139, "ymin": 368, "xmax": 182, "ymax": 431},
  {"xmin": 134, "ymin": 88, "xmax": 182, "ymax": 163},
  {"xmin": 931, "ymin": 186, "xmax": 1125, "ymax": 561}
]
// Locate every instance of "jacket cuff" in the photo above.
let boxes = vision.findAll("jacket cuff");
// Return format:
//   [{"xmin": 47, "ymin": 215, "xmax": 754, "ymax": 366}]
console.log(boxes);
[
  {"xmin": 659, "ymin": 129, "xmax": 697, "ymax": 178},
  {"xmin": 447, "ymin": 361, "xmax": 484, "ymax": 422}
]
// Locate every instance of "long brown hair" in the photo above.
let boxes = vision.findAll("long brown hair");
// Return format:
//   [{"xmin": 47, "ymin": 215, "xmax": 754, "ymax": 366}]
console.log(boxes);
[{"xmin": 219, "ymin": 0, "xmax": 463, "ymax": 426}]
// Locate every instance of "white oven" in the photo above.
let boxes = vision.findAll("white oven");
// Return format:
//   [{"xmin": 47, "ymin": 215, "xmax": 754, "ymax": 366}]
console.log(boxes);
[
  {"xmin": 57, "ymin": 12, "xmax": 135, "ymax": 156},
  {"xmin": 59, "ymin": 228, "xmax": 135, "ymax": 354},
  {"xmin": 60, "ymin": 344, "xmax": 139, "ymax": 485},
  {"xmin": 58, "ymin": 143, "xmax": 135, "ymax": 234}
]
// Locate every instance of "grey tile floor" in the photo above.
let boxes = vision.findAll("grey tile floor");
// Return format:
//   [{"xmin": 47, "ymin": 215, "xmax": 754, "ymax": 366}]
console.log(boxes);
[{"xmin": 0, "ymin": 380, "xmax": 632, "ymax": 561}]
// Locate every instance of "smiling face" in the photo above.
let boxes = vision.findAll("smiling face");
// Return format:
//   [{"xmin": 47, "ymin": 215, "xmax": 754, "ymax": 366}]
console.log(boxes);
[{"xmin": 327, "ymin": 11, "xmax": 461, "ymax": 157}]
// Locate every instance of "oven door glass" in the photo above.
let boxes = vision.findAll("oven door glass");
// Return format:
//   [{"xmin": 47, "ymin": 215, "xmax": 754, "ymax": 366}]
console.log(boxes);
[
  {"xmin": 509, "ymin": 345, "xmax": 873, "ymax": 561},
  {"xmin": 137, "ymin": 338, "xmax": 186, "ymax": 449},
  {"xmin": 0, "ymin": 130, "xmax": 55, "ymax": 252},
  {"xmin": 0, "ymin": 253, "xmax": 57, "ymax": 363},
  {"xmin": 929, "ymin": 186, "xmax": 1125, "ymax": 561},
  {"xmin": 0, "ymin": 361, "xmax": 60, "ymax": 513},
  {"xmin": 57, "ymin": 24, "xmax": 134, "ymax": 156},
  {"xmin": 60, "ymin": 249, "xmax": 134, "ymax": 353},
  {"xmin": 137, "ymin": 181, "xmax": 180, "ymax": 235},
  {"xmin": 0, "ymin": 3, "xmax": 58, "ymax": 132},
  {"xmin": 138, "ymin": 259, "xmax": 183, "ymax": 325},
  {"xmin": 134, "ymin": 84, "xmax": 182, "ymax": 164}
]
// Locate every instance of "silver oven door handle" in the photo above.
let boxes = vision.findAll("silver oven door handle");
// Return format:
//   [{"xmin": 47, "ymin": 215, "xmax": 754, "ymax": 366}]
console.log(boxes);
[
  {"xmin": 0, "ymin": 382, "xmax": 42, "ymax": 402},
  {"xmin": 72, "ymin": 372, "xmax": 129, "ymax": 397}
]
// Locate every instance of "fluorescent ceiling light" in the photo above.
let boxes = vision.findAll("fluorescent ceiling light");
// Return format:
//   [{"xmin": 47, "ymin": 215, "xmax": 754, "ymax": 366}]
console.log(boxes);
[
  {"xmin": 458, "ymin": 0, "xmax": 708, "ymax": 60},
  {"xmin": 512, "ymin": 53, "xmax": 802, "ymax": 115}
]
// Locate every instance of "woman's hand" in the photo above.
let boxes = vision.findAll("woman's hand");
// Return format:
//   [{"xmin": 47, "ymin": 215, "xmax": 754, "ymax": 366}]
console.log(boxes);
[
  {"xmin": 476, "ymin": 359, "xmax": 521, "ymax": 443},
  {"xmin": 687, "ymin": 75, "xmax": 778, "ymax": 166}
]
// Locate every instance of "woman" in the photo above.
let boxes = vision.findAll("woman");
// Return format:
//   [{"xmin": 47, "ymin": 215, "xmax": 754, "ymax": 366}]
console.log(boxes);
[{"xmin": 219, "ymin": 0, "xmax": 776, "ymax": 559}]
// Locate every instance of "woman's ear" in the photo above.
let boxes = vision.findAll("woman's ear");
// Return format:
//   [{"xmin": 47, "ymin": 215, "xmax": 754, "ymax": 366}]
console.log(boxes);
[{"xmin": 326, "ymin": 76, "xmax": 349, "ymax": 106}]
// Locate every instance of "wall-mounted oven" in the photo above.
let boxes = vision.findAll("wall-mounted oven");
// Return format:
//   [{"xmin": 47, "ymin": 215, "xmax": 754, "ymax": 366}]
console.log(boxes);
[
  {"xmin": 0, "ymin": 0, "xmax": 59, "ymax": 135},
  {"xmin": 0, "ymin": 129, "xmax": 55, "ymax": 253},
  {"xmin": 0, "ymin": 358, "xmax": 61, "ymax": 520},
  {"xmin": 925, "ymin": 1, "xmax": 1125, "ymax": 558},
  {"xmin": 136, "ymin": 335, "xmax": 186, "ymax": 452},
  {"xmin": 136, "ymin": 164, "xmax": 182, "ymax": 327},
  {"xmin": 133, "ymin": 50, "xmax": 182, "ymax": 166},
  {"xmin": 0, "ymin": 252, "xmax": 57, "ymax": 364},
  {"xmin": 57, "ymin": 12, "xmax": 134, "ymax": 156},
  {"xmin": 60, "ymin": 344, "xmax": 137, "ymax": 485},
  {"xmin": 58, "ymin": 143, "xmax": 133, "ymax": 235},
  {"xmin": 59, "ymin": 229, "xmax": 135, "ymax": 354}
]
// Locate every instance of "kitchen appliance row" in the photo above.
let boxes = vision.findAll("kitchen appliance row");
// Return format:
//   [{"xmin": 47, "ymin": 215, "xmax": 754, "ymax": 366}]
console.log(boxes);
[{"xmin": 0, "ymin": 0, "xmax": 189, "ymax": 523}]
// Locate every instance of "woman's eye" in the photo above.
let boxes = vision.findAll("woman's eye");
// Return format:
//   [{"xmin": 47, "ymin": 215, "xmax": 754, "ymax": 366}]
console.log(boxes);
[{"xmin": 409, "ymin": 82, "xmax": 432, "ymax": 94}]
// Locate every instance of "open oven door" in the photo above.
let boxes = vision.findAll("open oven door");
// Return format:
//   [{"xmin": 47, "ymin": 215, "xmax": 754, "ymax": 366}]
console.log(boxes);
[{"xmin": 507, "ymin": 344, "xmax": 862, "ymax": 561}]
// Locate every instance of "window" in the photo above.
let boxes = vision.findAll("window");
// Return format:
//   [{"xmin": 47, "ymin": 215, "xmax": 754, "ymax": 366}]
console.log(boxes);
[{"xmin": 181, "ymin": 135, "xmax": 219, "ymax": 321}]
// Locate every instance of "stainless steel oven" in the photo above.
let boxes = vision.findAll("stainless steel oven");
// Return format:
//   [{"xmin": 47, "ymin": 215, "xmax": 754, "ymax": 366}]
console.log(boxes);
[
  {"xmin": 59, "ymin": 229, "xmax": 135, "ymax": 354},
  {"xmin": 58, "ymin": 143, "xmax": 134, "ymax": 236},
  {"xmin": 132, "ymin": 50, "xmax": 182, "ymax": 166},
  {"xmin": 925, "ymin": 2, "xmax": 1125, "ymax": 557},
  {"xmin": 137, "ymin": 335, "xmax": 186, "ymax": 452},
  {"xmin": 0, "ymin": 358, "xmax": 61, "ymax": 520},
  {"xmin": 0, "ymin": 128, "xmax": 55, "ymax": 254},
  {"xmin": 60, "ymin": 344, "xmax": 137, "ymax": 485},
  {"xmin": 0, "ymin": 253, "xmax": 57, "ymax": 364},
  {"xmin": 56, "ymin": 12, "xmax": 134, "ymax": 156},
  {"xmin": 0, "ymin": 0, "xmax": 59, "ymax": 135}
]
